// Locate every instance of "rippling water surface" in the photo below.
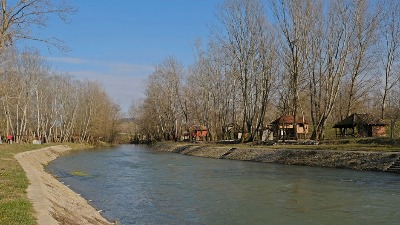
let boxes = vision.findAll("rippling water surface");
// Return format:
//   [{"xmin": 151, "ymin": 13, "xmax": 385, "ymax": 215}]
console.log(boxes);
[{"xmin": 46, "ymin": 145, "xmax": 400, "ymax": 225}]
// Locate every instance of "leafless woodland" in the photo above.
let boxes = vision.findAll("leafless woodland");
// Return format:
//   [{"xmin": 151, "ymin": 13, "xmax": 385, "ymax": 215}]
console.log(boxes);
[
  {"xmin": 0, "ymin": 0, "xmax": 121, "ymax": 143},
  {"xmin": 132, "ymin": 0, "xmax": 400, "ymax": 141}
]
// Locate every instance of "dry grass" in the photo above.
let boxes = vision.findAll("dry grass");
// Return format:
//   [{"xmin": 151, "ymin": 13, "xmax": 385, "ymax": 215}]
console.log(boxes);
[{"xmin": 209, "ymin": 137, "xmax": 400, "ymax": 152}]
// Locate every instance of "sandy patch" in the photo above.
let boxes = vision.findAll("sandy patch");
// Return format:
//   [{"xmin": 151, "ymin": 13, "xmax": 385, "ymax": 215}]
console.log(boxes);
[{"xmin": 15, "ymin": 146, "xmax": 113, "ymax": 225}]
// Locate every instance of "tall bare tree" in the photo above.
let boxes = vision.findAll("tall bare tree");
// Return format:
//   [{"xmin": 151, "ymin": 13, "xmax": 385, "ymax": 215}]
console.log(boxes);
[
  {"xmin": 188, "ymin": 40, "xmax": 234, "ymax": 140},
  {"xmin": 143, "ymin": 56, "xmax": 184, "ymax": 141},
  {"xmin": 344, "ymin": 0, "xmax": 379, "ymax": 117},
  {"xmin": 213, "ymin": 0, "xmax": 273, "ymax": 141},
  {"xmin": 270, "ymin": 0, "xmax": 310, "ymax": 139},
  {"xmin": 0, "ymin": 0, "xmax": 76, "ymax": 55},
  {"xmin": 379, "ymin": 0, "xmax": 400, "ymax": 119},
  {"xmin": 305, "ymin": 0, "xmax": 354, "ymax": 140}
]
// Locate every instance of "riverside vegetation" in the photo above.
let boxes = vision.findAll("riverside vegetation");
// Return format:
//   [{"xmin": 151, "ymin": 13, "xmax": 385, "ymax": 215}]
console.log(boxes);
[{"xmin": 0, "ymin": 143, "xmax": 91, "ymax": 225}]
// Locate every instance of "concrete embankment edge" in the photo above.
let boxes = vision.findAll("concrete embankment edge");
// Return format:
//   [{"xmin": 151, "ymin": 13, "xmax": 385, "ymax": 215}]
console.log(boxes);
[
  {"xmin": 15, "ymin": 146, "xmax": 113, "ymax": 225},
  {"xmin": 151, "ymin": 143, "xmax": 400, "ymax": 172}
]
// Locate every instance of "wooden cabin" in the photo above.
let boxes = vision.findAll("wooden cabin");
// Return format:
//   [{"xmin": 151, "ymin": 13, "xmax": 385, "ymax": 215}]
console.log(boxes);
[
  {"xmin": 270, "ymin": 115, "xmax": 309, "ymax": 140},
  {"xmin": 333, "ymin": 113, "xmax": 386, "ymax": 138},
  {"xmin": 224, "ymin": 123, "xmax": 240, "ymax": 140},
  {"xmin": 189, "ymin": 125, "xmax": 208, "ymax": 141},
  {"xmin": 181, "ymin": 132, "xmax": 191, "ymax": 141}
]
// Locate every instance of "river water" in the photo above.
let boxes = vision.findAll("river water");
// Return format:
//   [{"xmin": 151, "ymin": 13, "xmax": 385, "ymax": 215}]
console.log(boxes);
[{"xmin": 46, "ymin": 145, "xmax": 400, "ymax": 225}]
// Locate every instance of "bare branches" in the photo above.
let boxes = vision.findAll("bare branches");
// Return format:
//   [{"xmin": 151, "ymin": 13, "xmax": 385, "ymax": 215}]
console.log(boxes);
[
  {"xmin": 0, "ymin": 0, "xmax": 76, "ymax": 55},
  {"xmin": 134, "ymin": 0, "xmax": 400, "ymax": 141},
  {"xmin": 0, "ymin": 48, "xmax": 119, "ymax": 143},
  {"xmin": 379, "ymin": 0, "xmax": 400, "ymax": 119}
]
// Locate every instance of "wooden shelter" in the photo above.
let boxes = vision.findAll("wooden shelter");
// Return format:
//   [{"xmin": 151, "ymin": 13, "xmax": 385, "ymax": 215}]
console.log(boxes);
[
  {"xmin": 223, "ymin": 123, "xmax": 241, "ymax": 140},
  {"xmin": 181, "ymin": 132, "xmax": 191, "ymax": 141},
  {"xmin": 333, "ymin": 113, "xmax": 386, "ymax": 138},
  {"xmin": 270, "ymin": 115, "xmax": 309, "ymax": 140},
  {"xmin": 189, "ymin": 125, "xmax": 208, "ymax": 141}
]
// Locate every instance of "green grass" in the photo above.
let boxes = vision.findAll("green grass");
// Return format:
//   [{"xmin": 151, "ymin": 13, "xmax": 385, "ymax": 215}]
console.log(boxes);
[
  {"xmin": 0, "ymin": 143, "xmax": 91, "ymax": 225},
  {"xmin": 315, "ymin": 137, "xmax": 400, "ymax": 151}
]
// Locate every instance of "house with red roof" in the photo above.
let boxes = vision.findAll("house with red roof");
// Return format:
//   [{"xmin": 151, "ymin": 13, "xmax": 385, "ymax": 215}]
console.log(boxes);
[
  {"xmin": 189, "ymin": 125, "xmax": 208, "ymax": 141},
  {"xmin": 270, "ymin": 115, "xmax": 309, "ymax": 140}
]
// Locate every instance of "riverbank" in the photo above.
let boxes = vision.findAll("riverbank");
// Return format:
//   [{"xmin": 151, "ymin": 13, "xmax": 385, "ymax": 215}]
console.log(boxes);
[
  {"xmin": 151, "ymin": 142, "xmax": 400, "ymax": 172},
  {"xmin": 14, "ymin": 145, "xmax": 113, "ymax": 225}
]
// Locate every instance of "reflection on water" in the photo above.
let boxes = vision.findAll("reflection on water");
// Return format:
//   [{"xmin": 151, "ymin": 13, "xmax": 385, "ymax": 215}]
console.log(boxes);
[{"xmin": 47, "ymin": 145, "xmax": 400, "ymax": 225}]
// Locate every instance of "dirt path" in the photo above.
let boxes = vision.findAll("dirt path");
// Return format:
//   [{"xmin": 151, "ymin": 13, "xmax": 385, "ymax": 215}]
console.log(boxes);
[{"xmin": 15, "ymin": 146, "xmax": 113, "ymax": 225}]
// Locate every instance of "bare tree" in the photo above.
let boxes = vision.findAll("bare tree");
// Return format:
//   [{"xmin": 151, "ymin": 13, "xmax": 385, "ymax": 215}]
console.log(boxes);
[
  {"xmin": 187, "ymin": 41, "xmax": 217, "ymax": 139},
  {"xmin": 142, "ymin": 56, "xmax": 184, "ymax": 141},
  {"xmin": 344, "ymin": 0, "xmax": 379, "ymax": 117},
  {"xmin": 379, "ymin": 0, "xmax": 400, "ymax": 119},
  {"xmin": 270, "ymin": 0, "xmax": 310, "ymax": 139},
  {"xmin": 188, "ymin": 40, "xmax": 235, "ymax": 140},
  {"xmin": 306, "ymin": 0, "xmax": 354, "ymax": 140},
  {"xmin": 0, "ymin": 0, "xmax": 76, "ymax": 55},
  {"xmin": 213, "ymin": 0, "xmax": 273, "ymax": 141}
]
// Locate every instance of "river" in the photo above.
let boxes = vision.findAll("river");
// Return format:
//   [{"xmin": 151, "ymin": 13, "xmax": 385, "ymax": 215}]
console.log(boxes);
[{"xmin": 46, "ymin": 145, "xmax": 400, "ymax": 225}]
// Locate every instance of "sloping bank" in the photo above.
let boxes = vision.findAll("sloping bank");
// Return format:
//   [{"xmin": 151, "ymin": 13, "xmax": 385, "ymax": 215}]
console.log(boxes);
[
  {"xmin": 151, "ymin": 142, "xmax": 400, "ymax": 172},
  {"xmin": 15, "ymin": 146, "xmax": 113, "ymax": 225}
]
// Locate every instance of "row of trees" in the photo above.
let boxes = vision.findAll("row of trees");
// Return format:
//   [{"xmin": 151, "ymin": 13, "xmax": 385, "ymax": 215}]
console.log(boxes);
[
  {"xmin": 0, "ymin": 0, "xmax": 122, "ymax": 144},
  {"xmin": 132, "ymin": 0, "xmax": 400, "ymax": 141},
  {"xmin": 0, "ymin": 48, "xmax": 121, "ymax": 143}
]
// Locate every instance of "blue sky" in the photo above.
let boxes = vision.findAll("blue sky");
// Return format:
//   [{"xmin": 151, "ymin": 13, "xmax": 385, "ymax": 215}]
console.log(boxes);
[{"xmin": 25, "ymin": 1, "xmax": 222, "ymax": 113}]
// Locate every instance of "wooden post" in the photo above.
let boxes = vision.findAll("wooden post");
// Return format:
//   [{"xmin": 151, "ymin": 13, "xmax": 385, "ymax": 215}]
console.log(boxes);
[{"xmin": 390, "ymin": 120, "xmax": 395, "ymax": 139}]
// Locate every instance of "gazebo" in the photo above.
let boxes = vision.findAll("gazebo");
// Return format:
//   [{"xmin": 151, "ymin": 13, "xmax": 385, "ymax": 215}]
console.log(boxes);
[{"xmin": 333, "ymin": 113, "xmax": 386, "ymax": 137}]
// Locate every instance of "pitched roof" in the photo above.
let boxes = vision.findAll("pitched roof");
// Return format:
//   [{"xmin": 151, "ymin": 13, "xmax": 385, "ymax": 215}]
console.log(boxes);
[
  {"xmin": 189, "ymin": 125, "xmax": 207, "ymax": 131},
  {"xmin": 271, "ymin": 115, "xmax": 308, "ymax": 124},
  {"xmin": 333, "ymin": 113, "xmax": 386, "ymax": 128}
]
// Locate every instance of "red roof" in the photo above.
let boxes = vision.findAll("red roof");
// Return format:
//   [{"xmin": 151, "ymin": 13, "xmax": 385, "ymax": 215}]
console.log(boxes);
[
  {"xmin": 271, "ymin": 115, "xmax": 308, "ymax": 124},
  {"xmin": 189, "ymin": 125, "xmax": 207, "ymax": 131}
]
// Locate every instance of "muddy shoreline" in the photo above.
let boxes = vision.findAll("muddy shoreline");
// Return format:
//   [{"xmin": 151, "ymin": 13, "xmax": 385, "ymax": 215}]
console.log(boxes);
[
  {"xmin": 151, "ymin": 142, "xmax": 400, "ymax": 172},
  {"xmin": 15, "ymin": 146, "xmax": 113, "ymax": 225}
]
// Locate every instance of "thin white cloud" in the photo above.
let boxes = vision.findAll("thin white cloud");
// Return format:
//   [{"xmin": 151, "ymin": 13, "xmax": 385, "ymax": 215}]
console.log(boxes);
[
  {"xmin": 46, "ymin": 57, "xmax": 154, "ymax": 73},
  {"xmin": 70, "ymin": 70, "xmax": 147, "ymax": 112},
  {"xmin": 109, "ymin": 62, "xmax": 154, "ymax": 74},
  {"xmin": 46, "ymin": 57, "xmax": 90, "ymax": 64},
  {"xmin": 47, "ymin": 56, "xmax": 155, "ymax": 113}
]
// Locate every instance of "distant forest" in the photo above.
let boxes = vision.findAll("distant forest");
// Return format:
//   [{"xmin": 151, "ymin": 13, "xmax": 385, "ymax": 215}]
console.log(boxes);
[{"xmin": 131, "ymin": 0, "xmax": 400, "ymax": 141}]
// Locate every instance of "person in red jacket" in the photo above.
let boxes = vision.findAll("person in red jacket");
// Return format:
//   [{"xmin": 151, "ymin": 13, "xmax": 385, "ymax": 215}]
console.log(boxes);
[{"xmin": 7, "ymin": 134, "xmax": 12, "ymax": 144}]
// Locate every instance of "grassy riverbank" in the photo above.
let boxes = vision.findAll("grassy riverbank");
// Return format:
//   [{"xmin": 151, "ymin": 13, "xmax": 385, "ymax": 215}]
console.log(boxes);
[
  {"xmin": 216, "ymin": 137, "xmax": 400, "ymax": 152},
  {"xmin": 3, "ymin": 138, "xmax": 399, "ymax": 224},
  {"xmin": 0, "ymin": 143, "xmax": 90, "ymax": 225},
  {"xmin": 152, "ymin": 138, "xmax": 400, "ymax": 172}
]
